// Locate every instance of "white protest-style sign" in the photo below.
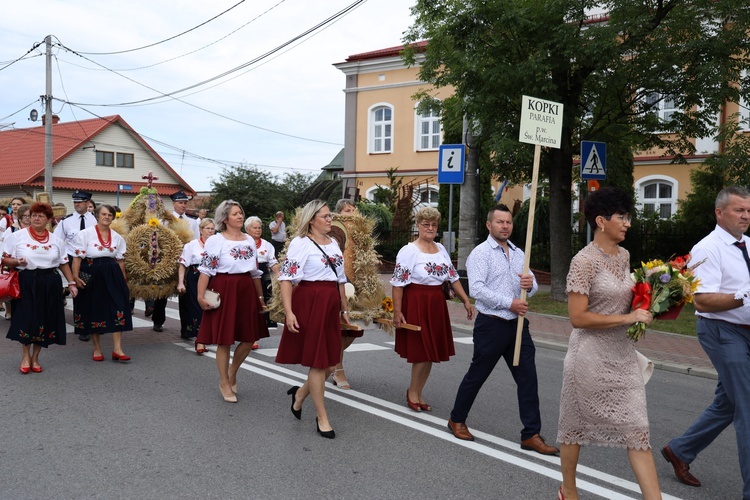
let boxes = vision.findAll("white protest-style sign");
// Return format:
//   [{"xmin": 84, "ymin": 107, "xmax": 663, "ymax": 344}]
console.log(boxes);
[
  {"xmin": 513, "ymin": 95, "xmax": 564, "ymax": 366},
  {"xmin": 519, "ymin": 96, "xmax": 563, "ymax": 149}
]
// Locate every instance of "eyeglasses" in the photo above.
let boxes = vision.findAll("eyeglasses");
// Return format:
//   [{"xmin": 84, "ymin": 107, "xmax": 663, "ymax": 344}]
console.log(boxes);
[
  {"xmin": 204, "ymin": 227, "xmax": 216, "ymax": 232},
  {"xmin": 604, "ymin": 214, "xmax": 632, "ymax": 224},
  {"xmin": 21, "ymin": 215, "xmax": 31, "ymax": 220},
  {"xmin": 317, "ymin": 214, "xmax": 333, "ymax": 220},
  {"xmin": 419, "ymin": 222, "xmax": 439, "ymax": 229}
]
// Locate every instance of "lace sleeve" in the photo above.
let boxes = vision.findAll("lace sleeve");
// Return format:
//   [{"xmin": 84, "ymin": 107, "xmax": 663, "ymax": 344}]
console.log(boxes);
[{"xmin": 566, "ymin": 249, "xmax": 595, "ymax": 296}]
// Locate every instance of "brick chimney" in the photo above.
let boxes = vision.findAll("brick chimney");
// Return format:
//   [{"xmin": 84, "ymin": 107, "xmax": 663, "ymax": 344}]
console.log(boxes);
[{"xmin": 41, "ymin": 114, "xmax": 60, "ymax": 125}]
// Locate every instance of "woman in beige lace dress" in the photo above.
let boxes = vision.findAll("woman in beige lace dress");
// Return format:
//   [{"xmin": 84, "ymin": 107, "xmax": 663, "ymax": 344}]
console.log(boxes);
[{"xmin": 557, "ymin": 187, "xmax": 661, "ymax": 500}]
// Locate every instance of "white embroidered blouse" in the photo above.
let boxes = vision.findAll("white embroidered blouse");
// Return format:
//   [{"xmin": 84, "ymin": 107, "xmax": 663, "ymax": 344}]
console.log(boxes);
[
  {"xmin": 277, "ymin": 236, "xmax": 346, "ymax": 285},
  {"xmin": 257, "ymin": 238, "xmax": 278, "ymax": 266},
  {"xmin": 72, "ymin": 226, "xmax": 126, "ymax": 260},
  {"xmin": 2, "ymin": 228, "xmax": 68, "ymax": 270},
  {"xmin": 390, "ymin": 241, "xmax": 458, "ymax": 287},
  {"xmin": 198, "ymin": 233, "xmax": 262, "ymax": 278},
  {"xmin": 179, "ymin": 238, "xmax": 205, "ymax": 267}
]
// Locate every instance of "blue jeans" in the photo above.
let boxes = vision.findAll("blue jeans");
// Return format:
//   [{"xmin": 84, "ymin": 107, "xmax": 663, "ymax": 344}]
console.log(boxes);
[
  {"xmin": 449, "ymin": 312, "xmax": 542, "ymax": 440},
  {"xmin": 669, "ymin": 317, "xmax": 750, "ymax": 499}
]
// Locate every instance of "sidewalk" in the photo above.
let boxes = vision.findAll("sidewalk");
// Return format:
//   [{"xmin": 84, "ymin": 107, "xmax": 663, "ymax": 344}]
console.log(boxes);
[
  {"xmin": 379, "ymin": 276, "xmax": 716, "ymax": 380},
  {"xmin": 444, "ymin": 293, "xmax": 717, "ymax": 380}
]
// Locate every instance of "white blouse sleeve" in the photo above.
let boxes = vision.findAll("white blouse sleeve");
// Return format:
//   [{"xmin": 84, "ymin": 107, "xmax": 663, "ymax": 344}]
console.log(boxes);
[
  {"xmin": 278, "ymin": 236, "xmax": 309, "ymax": 284},
  {"xmin": 198, "ymin": 234, "xmax": 222, "ymax": 277},
  {"xmin": 390, "ymin": 243, "xmax": 418, "ymax": 288},
  {"xmin": 437, "ymin": 242, "xmax": 459, "ymax": 283}
]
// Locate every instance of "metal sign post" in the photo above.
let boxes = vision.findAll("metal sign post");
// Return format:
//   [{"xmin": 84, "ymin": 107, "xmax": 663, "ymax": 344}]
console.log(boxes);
[{"xmin": 514, "ymin": 96, "xmax": 564, "ymax": 366}]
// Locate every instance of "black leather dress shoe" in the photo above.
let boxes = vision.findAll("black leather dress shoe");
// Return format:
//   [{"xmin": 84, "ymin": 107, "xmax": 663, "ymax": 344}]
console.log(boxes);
[
  {"xmin": 153, "ymin": 324, "xmax": 163, "ymax": 332},
  {"xmin": 79, "ymin": 334, "xmax": 90, "ymax": 342},
  {"xmin": 661, "ymin": 445, "xmax": 701, "ymax": 487},
  {"xmin": 144, "ymin": 306, "xmax": 154, "ymax": 317}
]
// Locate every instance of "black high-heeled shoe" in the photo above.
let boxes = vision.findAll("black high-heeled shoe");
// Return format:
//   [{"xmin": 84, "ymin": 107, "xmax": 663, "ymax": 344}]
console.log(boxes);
[
  {"xmin": 316, "ymin": 417, "xmax": 335, "ymax": 439},
  {"xmin": 287, "ymin": 386, "xmax": 301, "ymax": 420}
]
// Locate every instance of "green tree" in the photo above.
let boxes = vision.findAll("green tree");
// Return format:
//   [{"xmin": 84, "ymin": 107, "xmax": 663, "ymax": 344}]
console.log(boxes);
[
  {"xmin": 405, "ymin": 0, "xmax": 750, "ymax": 299},
  {"xmin": 210, "ymin": 165, "xmax": 315, "ymax": 220}
]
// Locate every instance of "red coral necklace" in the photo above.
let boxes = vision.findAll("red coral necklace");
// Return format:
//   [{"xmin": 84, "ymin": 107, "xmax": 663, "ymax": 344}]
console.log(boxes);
[
  {"xmin": 29, "ymin": 228, "xmax": 49, "ymax": 244},
  {"xmin": 96, "ymin": 226, "xmax": 112, "ymax": 248}
]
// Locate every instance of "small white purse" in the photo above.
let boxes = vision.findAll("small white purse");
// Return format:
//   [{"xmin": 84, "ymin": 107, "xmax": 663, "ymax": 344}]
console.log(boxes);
[{"xmin": 204, "ymin": 289, "xmax": 221, "ymax": 308}]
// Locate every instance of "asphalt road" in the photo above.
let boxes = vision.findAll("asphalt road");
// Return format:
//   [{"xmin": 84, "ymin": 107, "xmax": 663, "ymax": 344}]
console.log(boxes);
[{"xmin": 0, "ymin": 300, "xmax": 742, "ymax": 499}]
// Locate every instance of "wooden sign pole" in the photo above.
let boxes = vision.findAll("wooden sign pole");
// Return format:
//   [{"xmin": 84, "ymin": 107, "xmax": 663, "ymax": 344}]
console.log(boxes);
[{"xmin": 513, "ymin": 143, "xmax": 541, "ymax": 366}]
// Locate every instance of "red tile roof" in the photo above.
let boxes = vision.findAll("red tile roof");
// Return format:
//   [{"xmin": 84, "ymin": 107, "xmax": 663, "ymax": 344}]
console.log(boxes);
[
  {"xmin": 344, "ymin": 41, "xmax": 428, "ymax": 63},
  {"xmin": 0, "ymin": 115, "xmax": 194, "ymax": 194}
]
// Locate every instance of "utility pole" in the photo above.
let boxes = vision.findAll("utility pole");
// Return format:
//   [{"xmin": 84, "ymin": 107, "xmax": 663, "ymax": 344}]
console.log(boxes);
[
  {"xmin": 43, "ymin": 35, "xmax": 53, "ymax": 199},
  {"xmin": 457, "ymin": 116, "xmax": 479, "ymax": 290}
]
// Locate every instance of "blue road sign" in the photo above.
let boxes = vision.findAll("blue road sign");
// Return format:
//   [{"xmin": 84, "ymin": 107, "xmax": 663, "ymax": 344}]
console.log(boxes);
[
  {"xmin": 118, "ymin": 184, "xmax": 133, "ymax": 191},
  {"xmin": 437, "ymin": 144, "xmax": 465, "ymax": 184},
  {"xmin": 580, "ymin": 141, "xmax": 606, "ymax": 180}
]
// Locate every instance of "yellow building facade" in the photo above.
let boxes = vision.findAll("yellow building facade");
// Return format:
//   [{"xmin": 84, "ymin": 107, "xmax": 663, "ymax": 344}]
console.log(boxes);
[
  {"xmin": 335, "ymin": 43, "xmax": 749, "ymax": 219},
  {"xmin": 334, "ymin": 43, "xmax": 523, "ymax": 213}
]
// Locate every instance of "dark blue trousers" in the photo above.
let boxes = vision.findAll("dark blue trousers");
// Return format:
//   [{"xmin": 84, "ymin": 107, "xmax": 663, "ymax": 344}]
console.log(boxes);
[{"xmin": 449, "ymin": 312, "xmax": 542, "ymax": 440}]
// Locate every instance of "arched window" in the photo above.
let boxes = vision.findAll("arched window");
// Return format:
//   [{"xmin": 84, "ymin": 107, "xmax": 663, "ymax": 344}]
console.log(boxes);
[
  {"xmin": 637, "ymin": 176, "xmax": 677, "ymax": 219},
  {"xmin": 415, "ymin": 185, "xmax": 439, "ymax": 208},
  {"xmin": 369, "ymin": 104, "xmax": 393, "ymax": 153},
  {"xmin": 415, "ymin": 102, "xmax": 442, "ymax": 151}
]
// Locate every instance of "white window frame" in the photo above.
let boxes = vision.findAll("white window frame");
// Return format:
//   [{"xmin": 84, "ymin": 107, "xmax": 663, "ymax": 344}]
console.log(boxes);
[
  {"xmin": 414, "ymin": 185, "xmax": 439, "ymax": 209},
  {"xmin": 636, "ymin": 175, "xmax": 678, "ymax": 219},
  {"xmin": 739, "ymin": 70, "xmax": 750, "ymax": 132},
  {"xmin": 368, "ymin": 103, "xmax": 394, "ymax": 154},
  {"xmin": 364, "ymin": 185, "xmax": 379, "ymax": 202},
  {"xmin": 414, "ymin": 102, "xmax": 442, "ymax": 151},
  {"xmin": 645, "ymin": 92, "xmax": 679, "ymax": 130}
]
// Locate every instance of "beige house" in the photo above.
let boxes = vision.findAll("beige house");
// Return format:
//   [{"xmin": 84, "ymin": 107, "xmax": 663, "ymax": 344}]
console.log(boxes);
[
  {"xmin": 334, "ymin": 43, "xmax": 520, "ymax": 213},
  {"xmin": 335, "ymin": 42, "xmax": 750, "ymax": 220}
]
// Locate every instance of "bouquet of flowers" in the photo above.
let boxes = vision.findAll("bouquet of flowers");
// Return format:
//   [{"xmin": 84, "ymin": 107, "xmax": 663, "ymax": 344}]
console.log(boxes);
[{"xmin": 627, "ymin": 254, "xmax": 704, "ymax": 341}]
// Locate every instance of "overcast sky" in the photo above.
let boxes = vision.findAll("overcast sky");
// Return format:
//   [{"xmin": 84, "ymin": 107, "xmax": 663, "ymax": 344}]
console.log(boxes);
[{"xmin": 0, "ymin": 0, "xmax": 415, "ymax": 192}]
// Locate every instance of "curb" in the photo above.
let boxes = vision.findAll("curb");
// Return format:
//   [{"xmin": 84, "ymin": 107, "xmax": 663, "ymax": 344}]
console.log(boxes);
[{"xmin": 450, "ymin": 322, "xmax": 718, "ymax": 381}]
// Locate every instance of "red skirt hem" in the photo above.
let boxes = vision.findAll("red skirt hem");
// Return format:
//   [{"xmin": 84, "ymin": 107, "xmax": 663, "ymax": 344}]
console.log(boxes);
[
  {"xmin": 394, "ymin": 283, "xmax": 454, "ymax": 363},
  {"xmin": 275, "ymin": 281, "xmax": 342, "ymax": 369}
]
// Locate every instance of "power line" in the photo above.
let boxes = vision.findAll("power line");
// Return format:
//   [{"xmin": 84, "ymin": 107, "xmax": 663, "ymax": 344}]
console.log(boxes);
[
  {"xmin": 60, "ymin": 0, "xmax": 287, "ymax": 72},
  {"xmin": 55, "ymin": 0, "xmax": 366, "ymax": 107},
  {"xmin": 0, "ymin": 41, "xmax": 43, "ymax": 72},
  {"xmin": 0, "ymin": 99, "xmax": 40, "ymax": 123},
  {"xmin": 63, "ymin": 104, "xmax": 327, "ymax": 174},
  {"xmin": 74, "ymin": 0, "xmax": 247, "ymax": 55}
]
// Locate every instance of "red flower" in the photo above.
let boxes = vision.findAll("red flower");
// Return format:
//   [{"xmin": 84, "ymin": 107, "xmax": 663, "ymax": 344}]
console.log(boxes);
[{"xmin": 631, "ymin": 282, "xmax": 652, "ymax": 310}]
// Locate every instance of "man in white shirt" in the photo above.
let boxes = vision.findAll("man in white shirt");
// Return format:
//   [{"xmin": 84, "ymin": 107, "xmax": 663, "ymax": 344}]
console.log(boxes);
[
  {"xmin": 662, "ymin": 186, "xmax": 750, "ymax": 498},
  {"xmin": 54, "ymin": 190, "xmax": 97, "ymax": 341},
  {"xmin": 447, "ymin": 204, "xmax": 559, "ymax": 456},
  {"xmin": 269, "ymin": 211, "xmax": 286, "ymax": 254},
  {"xmin": 150, "ymin": 191, "xmax": 198, "ymax": 333}
]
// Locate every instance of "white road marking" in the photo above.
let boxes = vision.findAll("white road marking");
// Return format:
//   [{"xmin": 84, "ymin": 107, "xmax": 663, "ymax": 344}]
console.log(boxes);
[{"xmin": 176, "ymin": 342, "xmax": 682, "ymax": 500}]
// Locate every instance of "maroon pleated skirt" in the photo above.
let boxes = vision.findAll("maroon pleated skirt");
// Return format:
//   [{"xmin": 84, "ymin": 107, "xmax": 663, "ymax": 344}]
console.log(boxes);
[
  {"xmin": 395, "ymin": 283, "xmax": 455, "ymax": 363},
  {"xmin": 275, "ymin": 280, "xmax": 342, "ymax": 369},
  {"xmin": 196, "ymin": 273, "xmax": 269, "ymax": 346}
]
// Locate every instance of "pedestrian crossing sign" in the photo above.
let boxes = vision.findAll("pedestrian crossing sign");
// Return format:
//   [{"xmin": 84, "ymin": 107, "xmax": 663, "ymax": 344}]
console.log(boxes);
[{"xmin": 580, "ymin": 141, "xmax": 606, "ymax": 180}]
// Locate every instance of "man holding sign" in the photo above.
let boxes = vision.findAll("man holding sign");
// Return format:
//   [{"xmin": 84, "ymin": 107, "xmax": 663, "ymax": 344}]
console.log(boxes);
[{"xmin": 447, "ymin": 204, "xmax": 559, "ymax": 456}]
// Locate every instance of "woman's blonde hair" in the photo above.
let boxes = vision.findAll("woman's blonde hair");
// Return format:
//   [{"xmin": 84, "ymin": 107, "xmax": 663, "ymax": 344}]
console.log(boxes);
[
  {"xmin": 199, "ymin": 217, "xmax": 215, "ymax": 230},
  {"xmin": 213, "ymin": 200, "xmax": 243, "ymax": 232},
  {"xmin": 415, "ymin": 206, "xmax": 440, "ymax": 225},
  {"xmin": 294, "ymin": 199, "xmax": 328, "ymax": 238}
]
